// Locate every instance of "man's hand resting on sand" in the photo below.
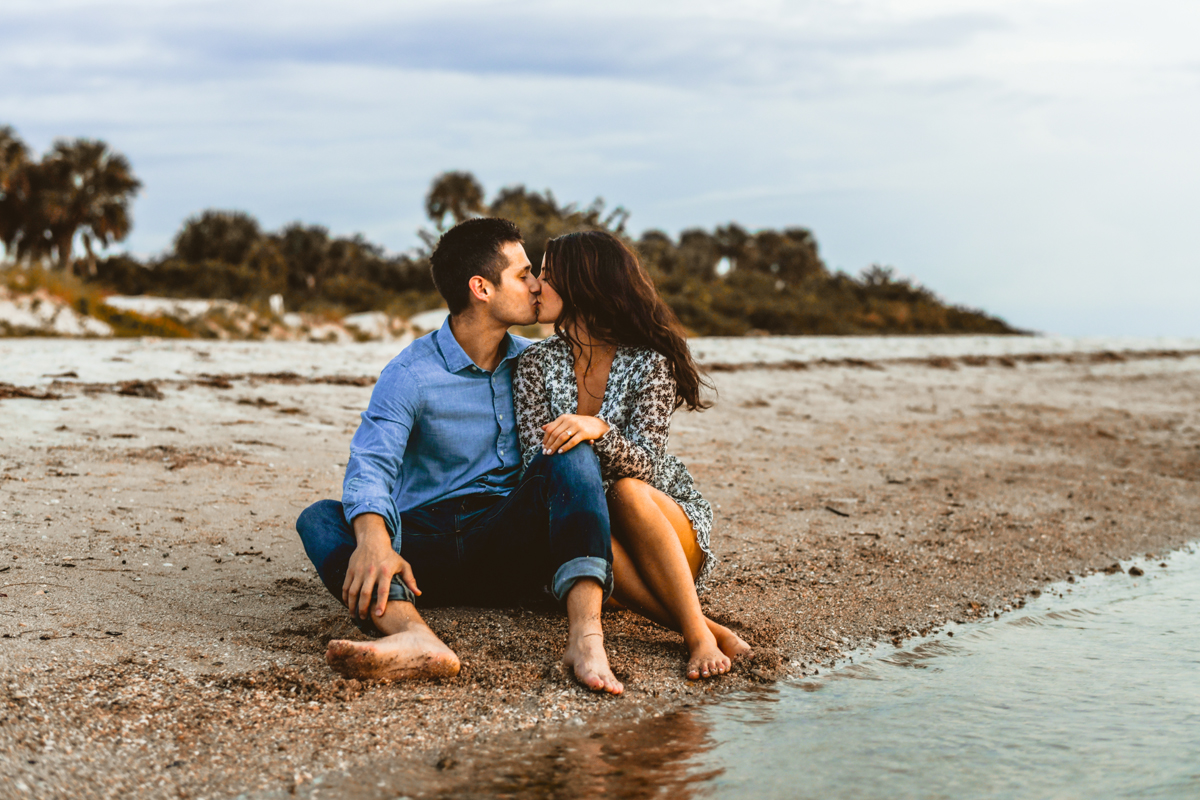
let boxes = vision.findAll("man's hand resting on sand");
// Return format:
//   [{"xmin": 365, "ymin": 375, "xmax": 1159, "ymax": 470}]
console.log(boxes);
[{"xmin": 344, "ymin": 513, "xmax": 420, "ymax": 619}]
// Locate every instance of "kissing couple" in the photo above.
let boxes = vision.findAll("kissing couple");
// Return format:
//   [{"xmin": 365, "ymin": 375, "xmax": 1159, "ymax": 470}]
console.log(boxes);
[{"xmin": 296, "ymin": 218, "xmax": 750, "ymax": 693}]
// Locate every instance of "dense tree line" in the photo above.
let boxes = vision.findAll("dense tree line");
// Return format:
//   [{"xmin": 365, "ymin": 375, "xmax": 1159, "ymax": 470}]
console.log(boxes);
[
  {"xmin": 2, "ymin": 125, "xmax": 1017, "ymax": 335},
  {"xmin": 415, "ymin": 171, "xmax": 1017, "ymax": 335},
  {"xmin": 92, "ymin": 210, "xmax": 439, "ymax": 317}
]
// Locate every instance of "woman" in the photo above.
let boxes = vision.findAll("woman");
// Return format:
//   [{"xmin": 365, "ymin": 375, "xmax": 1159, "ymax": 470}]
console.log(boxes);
[{"xmin": 514, "ymin": 230, "xmax": 751, "ymax": 680}]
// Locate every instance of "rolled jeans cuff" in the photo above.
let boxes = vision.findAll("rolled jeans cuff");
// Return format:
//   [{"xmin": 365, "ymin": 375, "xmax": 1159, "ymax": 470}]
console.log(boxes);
[
  {"xmin": 347, "ymin": 574, "xmax": 418, "ymax": 637},
  {"xmin": 551, "ymin": 556, "xmax": 613, "ymax": 603},
  {"xmin": 388, "ymin": 574, "xmax": 418, "ymax": 605}
]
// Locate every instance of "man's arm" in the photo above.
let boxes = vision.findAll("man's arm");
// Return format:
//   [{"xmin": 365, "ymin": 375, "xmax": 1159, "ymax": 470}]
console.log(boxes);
[
  {"xmin": 344, "ymin": 512, "xmax": 420, "ymax": 620},
  {"xmin": 340, "ymin": 363, "xmax": 423, "ymax": 619}
]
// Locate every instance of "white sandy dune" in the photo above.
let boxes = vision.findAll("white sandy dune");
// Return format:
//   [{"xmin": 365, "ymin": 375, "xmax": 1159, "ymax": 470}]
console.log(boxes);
[{"xmin": 2, "ymin": 334, "xmax": 1198, "ymax": 389}]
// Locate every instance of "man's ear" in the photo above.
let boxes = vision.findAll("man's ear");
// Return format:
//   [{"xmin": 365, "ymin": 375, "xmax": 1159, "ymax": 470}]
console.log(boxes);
[{"xmin": 467, "ymin": 275, "xmax": 492, "ymax": 304}]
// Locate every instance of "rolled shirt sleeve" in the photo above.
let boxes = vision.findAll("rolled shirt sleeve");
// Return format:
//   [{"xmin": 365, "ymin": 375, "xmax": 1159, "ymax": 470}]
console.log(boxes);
[{"xmin": 341, "ymin": 363, "xmax": 424, "ymax": 539}]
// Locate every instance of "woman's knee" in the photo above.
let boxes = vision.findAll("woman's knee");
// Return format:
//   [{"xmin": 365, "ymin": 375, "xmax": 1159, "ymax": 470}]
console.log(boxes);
[{"xmin": 609, "ymin": 477, "xmax": 650, "ymax": 504}]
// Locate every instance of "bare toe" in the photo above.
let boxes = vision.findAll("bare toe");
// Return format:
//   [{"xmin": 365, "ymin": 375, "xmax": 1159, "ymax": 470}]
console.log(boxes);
[
  {"xmin": 687, "ymin": 644, "xmax": 731, "ymax": 681},
  {"xmin": 572, "ymin": 660, "xmax": 623, "ymax": 695},
  {"xmin": 563, "ymin": 635, "xmax": 623, "ymax": 695}
]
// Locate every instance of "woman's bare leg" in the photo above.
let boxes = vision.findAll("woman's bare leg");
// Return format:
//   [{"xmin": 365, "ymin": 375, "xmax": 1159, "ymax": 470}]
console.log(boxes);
[
  {"xmin": 610, "ymin": 537, "xmax": 752, "ymax": 662},
  {"xmin": 608, "ymin": 478, "xmax": 746, "ymax": 678},
  {"xmin": 612, "ymin": 482, "xmax": 751, "ymax": 659}
]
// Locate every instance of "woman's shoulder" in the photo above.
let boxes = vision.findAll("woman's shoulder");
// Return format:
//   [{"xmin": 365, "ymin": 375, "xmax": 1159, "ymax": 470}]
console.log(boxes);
[
  {"xmin": 611, "ymin": 348, "xmax": 673, "ymax": 404},
  {"xmin": 619, "ymin": 346, "xmax": 668, "ymax": 372},
  {"xmin": 518, "ymin": 334, "xmax": 566, "ymax": 363}
]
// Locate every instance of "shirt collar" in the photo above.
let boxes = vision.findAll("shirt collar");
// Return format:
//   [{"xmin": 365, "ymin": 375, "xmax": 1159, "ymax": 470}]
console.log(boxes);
[
  {"xmin": 501, "ymin": 331, "xmax": 526, "ymax": 362},
  {"xmin": 435, "ymin": 314, "xmax": 522, "ymax": 374}
]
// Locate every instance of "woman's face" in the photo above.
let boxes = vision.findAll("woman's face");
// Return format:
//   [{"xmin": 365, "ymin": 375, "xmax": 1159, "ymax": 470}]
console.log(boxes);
[{"xmin": 536, "ymin": 254, "xmax": 564, "ymax": 324}]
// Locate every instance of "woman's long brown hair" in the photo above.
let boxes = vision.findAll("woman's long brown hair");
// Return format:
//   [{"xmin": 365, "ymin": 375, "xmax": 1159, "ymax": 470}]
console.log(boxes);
[{"xmin": 543, "ymin": 230, "xmax": 712, "ymax": 411}]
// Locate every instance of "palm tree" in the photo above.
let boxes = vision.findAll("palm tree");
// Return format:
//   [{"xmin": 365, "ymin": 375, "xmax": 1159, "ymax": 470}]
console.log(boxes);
[
  {"xmin": 0, "ymin": 126, "xmax": 31, "ymax": 260},
  {"xmin": 40, "ymin": 138, "xmax": 141, "ymax": 273},
  {"xmin": 425, "ymin": 171, "xmax": 485, "ymax": 230}
]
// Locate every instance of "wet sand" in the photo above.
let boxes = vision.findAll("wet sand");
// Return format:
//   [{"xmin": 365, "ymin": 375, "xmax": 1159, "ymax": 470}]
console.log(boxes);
[{"xmin": 1, "ymin": 345, "xmax": 1198, "ymax": 798}]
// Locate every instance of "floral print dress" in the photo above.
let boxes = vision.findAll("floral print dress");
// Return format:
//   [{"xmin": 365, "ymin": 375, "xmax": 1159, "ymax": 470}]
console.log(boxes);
[{"xmin": 514, "ymin": 335, "xmax": 715, "ymax": 589}]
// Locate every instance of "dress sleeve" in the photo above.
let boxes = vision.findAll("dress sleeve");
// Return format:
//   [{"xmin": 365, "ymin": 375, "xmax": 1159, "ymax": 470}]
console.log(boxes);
[
  {"xmin": 514, "ymin": 348, "xmax": 552, "ymax": 472},
  {"xmin": 593, "ymin": 353, "xmax": 674, "ymax": 482}
]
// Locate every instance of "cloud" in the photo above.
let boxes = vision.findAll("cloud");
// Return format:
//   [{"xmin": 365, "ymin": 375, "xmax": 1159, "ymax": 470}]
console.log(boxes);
[
  {"xmin": 2, "ymin": 1, "xmax": 1008, "ymax": 93},
  {"xmin": 2, "ymin": 0, "xmax": 1198, "ymax": 335}
]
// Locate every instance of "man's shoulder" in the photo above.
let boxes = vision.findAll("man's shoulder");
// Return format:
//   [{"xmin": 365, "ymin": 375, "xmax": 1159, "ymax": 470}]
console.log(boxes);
[
  {"xmin": 372, "ymin": 332, "xmax": 444, "ymax": 399},
  {"xmin": 381, "ymin": 330, "xmax": 440, "ymax": 375}
]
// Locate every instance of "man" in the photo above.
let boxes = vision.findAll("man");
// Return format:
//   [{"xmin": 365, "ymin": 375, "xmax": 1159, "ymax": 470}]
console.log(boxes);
[{"xmin": 295, "ymin": 217, "xmax": 622, "ymax": 694}]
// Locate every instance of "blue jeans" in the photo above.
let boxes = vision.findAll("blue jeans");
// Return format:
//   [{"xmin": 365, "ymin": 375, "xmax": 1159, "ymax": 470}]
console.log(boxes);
[{"xmin": 295, "ymin": 446, "xmax": 613, "ymax": 627}]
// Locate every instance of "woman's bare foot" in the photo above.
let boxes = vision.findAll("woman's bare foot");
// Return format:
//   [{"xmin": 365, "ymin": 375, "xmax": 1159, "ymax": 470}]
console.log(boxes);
[
  {"xmin": 326, "ymin": 626, "xmax": 460, "ymax": 681},
  {"xmin": 709, "ymin": 621, "xmax": 753, "ymax": 661},
  {"xmin": 687, "ymin": 633, "xmax": 731, "ymax": 680},
  {"xmin": 563, "ymin": 632, "xmax": 623, "ymax": 695}
]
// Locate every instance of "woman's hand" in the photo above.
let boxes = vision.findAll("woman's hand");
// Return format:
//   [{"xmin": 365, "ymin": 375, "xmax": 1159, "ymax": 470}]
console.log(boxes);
[{"xmin": 542, "ymin": 414, "xmax": 610, "ymax": 455}]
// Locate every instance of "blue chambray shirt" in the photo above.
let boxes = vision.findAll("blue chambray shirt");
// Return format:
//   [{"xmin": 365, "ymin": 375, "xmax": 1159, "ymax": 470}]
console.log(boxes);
[{"xmin": 341, "ymin": 316, "xmax": 532, "ymax": 538}]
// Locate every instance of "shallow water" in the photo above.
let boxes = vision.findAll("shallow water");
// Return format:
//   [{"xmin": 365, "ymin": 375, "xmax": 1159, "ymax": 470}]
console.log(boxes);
[
  {"xmin": 682, "ymin": 548, "xmax": 1200, "ymax": 799},
  {"xmin": 409, "ymin": 548, "xmax": 1200, "ymax": 800}
]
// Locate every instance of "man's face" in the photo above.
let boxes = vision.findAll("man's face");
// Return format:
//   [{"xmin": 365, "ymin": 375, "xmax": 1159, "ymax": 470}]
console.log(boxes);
[{"xmin": 484, "ymin": 241, "xmax": 540, "ymax": 327}]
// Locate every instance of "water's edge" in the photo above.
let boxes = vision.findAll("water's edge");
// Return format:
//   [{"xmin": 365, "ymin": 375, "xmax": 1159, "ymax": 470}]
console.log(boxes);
[{"xmin": 252, "ymin": 544, "xmax": 1200, "ymax": 800}]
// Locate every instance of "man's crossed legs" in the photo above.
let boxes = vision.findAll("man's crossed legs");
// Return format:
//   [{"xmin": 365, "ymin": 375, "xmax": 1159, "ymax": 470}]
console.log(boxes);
[{"xmin": 296, "ymin": 446, "xmax": 623, "ymax": 693}]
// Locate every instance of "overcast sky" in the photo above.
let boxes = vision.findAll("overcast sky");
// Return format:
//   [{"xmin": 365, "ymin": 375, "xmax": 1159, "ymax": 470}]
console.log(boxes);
[{"xmin": 3, "ymin": 0, "xmax": 1197, "ymax": 335}]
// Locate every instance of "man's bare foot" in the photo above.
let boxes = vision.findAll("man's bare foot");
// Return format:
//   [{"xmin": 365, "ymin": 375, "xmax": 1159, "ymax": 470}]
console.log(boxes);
[
  {"xmin": 563, "ymin": 632, "xmax": 623, "ymax": 695},
  {"xmin": 326, "ymin": 626, "xmax": 460, "ymax": 681},
  {"xmin": 709, "ymin": 622, "xmax": 753, "ymax": 661},
  {"xmin": 687, "ymin": 634, "xmax": 732, "ymax": 680}
]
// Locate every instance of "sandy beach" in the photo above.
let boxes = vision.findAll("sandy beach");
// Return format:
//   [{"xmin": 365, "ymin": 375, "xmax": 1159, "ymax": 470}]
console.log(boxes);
[{"xmin": 2, "ymin": 338, "xmax": 1198, "ymax": 798}]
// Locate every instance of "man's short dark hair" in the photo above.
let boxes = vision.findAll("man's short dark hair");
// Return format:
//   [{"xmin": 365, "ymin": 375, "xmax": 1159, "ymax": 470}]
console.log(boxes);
[{"xmin": 429, "ymin": 218, "xmax": 524, "ymax": 315}]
